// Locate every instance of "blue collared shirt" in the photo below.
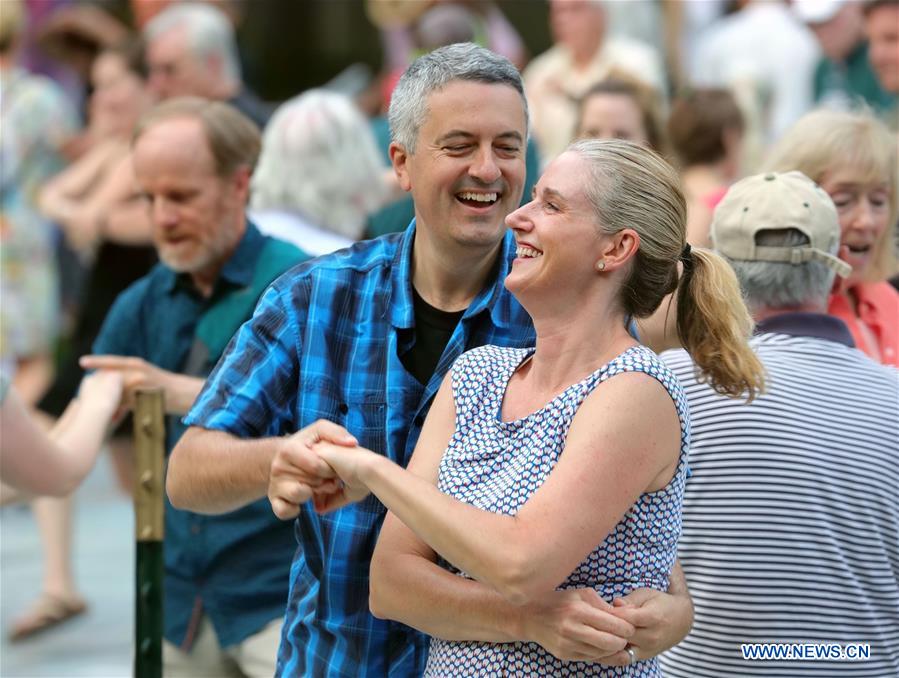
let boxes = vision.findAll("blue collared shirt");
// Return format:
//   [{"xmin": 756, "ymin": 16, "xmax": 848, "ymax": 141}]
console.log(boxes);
[
  {"xmin": 185, "ymin": 223, "xmax": 537, "ymax": 677},
  {"xmin": 94, "ymin": 223, "xmax": 307, "ymax": 648}
]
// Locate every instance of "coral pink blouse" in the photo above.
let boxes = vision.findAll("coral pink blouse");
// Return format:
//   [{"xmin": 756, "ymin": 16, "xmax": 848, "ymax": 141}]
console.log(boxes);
[{"xmin": 828, "ymin": 282, "xmax": 899, "ymax": 367}]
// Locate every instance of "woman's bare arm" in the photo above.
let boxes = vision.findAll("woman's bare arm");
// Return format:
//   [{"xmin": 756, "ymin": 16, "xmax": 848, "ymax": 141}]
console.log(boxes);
[{"xmin": 0, "ymin": 372, "xmax": 122, "ymax": 497}]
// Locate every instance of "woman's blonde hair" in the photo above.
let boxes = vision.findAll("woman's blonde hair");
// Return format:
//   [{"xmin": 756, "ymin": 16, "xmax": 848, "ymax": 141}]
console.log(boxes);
[
  {"xmin": 763, "ymin": 108, "xmax": 898, "ymax": 282},
  {"xmin": 570, "ymin": 139, "xmax": 765, "ymax": 400}
]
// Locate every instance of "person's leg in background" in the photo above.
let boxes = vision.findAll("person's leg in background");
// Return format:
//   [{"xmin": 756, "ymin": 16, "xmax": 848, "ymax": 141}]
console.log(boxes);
[
  {"xmin": 229, "ymin": 617, "xmax": 283, "ymax": 678},
  {"xmin": 9, "ymin": 495, "xmax": 86, "ymax": 640},
  {"xmin": 163, "ymin": 616, "xmax": 242, "ymax": 678}
]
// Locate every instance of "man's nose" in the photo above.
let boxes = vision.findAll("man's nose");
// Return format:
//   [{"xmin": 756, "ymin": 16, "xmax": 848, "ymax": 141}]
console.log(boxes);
[
  {"xmin": 469, "ymin": 147, "xmax": 501, "ymax": 184},
  {"xmin": 151, "ymin": 198, "xmax": 178, "ymax": 228}
]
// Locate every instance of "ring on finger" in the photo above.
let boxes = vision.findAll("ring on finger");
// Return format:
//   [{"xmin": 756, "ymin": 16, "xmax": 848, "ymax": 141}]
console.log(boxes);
[{"xmin": 625, "ymin": 645, "xmax": 636, "ymax": 665}]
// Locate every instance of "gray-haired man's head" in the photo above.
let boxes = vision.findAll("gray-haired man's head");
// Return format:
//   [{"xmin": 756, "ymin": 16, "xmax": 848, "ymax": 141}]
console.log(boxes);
[
  {"xmin": 388, "ymin": 42, "xmax": 527, "ymax": 153},
  {"xmin": 711, "ymin": 171, "xmax": 850, "ymax": 312},
  {"xmin": 144, "ymin": 3, "xmax": 241, "ymax": 100}
]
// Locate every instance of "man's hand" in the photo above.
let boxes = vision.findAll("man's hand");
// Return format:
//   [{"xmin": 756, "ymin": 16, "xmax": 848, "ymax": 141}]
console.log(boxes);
[
  {"xmin": 520, "ymin": 588, "xmax": 635, "ymax": 662},
  {"xmin": 311, "ymin": 441, "xmax": 377, "ymax": 513},
  {"xmin": 599, "ymin": 586, "xmax": 694, "ymax": 666},
  {"xmin": 268, "ymin": 420, "xmax": 358, "ymax": 521},
  {"xmin": 79, "ymin": 354, "xmax": 200, "ymax": 415}
]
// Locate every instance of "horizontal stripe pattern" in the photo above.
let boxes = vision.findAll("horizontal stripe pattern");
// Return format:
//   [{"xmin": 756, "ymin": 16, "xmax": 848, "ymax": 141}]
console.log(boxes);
[{"xmin": 660, "ymin": 334, "xmax": 899, "ymax": 677}]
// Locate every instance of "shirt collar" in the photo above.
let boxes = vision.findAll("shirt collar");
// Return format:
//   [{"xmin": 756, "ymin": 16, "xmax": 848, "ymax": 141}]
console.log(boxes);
[
  {"xmin": 163, "ymin": 220, "xmax": 265, "ymax": 295},
  {"xmin": 388, "ymin": 221, "xmax": 516, "ymax": 330},
  {"xmin": 389, "ymin": 222, "xmax": 417, "ymax": 329},
  {"xmin": 755, "ymin": 312, "xmax": 855, "ymax": 347}
]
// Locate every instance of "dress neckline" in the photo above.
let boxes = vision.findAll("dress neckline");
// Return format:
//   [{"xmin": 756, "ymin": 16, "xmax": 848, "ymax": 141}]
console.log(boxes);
[{"xmin": 496, "ymin": 344, "xmax": 644, "ymax": 425}]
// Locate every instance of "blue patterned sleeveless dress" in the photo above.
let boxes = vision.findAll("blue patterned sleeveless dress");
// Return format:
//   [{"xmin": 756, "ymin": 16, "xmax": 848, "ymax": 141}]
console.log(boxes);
[{"xmin": 424, "ymin": 344, "xmax": 690, "ymax": 677}]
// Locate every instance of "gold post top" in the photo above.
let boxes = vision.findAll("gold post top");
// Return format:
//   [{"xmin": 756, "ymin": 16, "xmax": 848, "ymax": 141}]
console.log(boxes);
[{"xmin": 134, "ymin": 389, "xmax": 165, "ymax": 542}]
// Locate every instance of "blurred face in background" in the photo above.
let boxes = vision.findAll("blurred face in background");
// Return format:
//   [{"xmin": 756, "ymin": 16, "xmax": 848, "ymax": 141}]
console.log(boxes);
[
  {"xmin": 133, "ymin": 117, "xmax": 247, "ymax": 277},
  {"xmin": 809, "ymin": 4, "xmax": 864, "ymax": 61},
  {"xmin": 577, "ymin": 92, "xmax": 648, "ymax": 146},
  {"xmin": 818, "ymin": 163, "xmax": 892, "ymax": 287},
  {"xmin": 550, "ymin": 0, "xmax": 604, "ymax": 57},
  {"xmin": 866, "ymin": 4, "xmax": 899, "ymax": 92},
  {"xmin": 90, "ymin": 52, "xmax": 152, "ymax": 137},
  {"xmin": 146, "ymin": 26, "xmax": 211, "ymax": 100}
]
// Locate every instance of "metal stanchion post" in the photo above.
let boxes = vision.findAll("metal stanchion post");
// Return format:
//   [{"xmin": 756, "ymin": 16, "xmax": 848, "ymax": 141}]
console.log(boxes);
[{"xmin": 134, "ymin": 389, "xmax": 165, "ymax": 678}]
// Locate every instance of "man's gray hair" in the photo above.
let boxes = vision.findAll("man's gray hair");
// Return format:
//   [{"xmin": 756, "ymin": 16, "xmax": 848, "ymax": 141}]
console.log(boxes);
[
  {"xmin": 388, "ymin": 42, "xmax": 527, "ymax": 153},
  {"xmin": 144, "ymin": 3, "xmax": 241, "ymax": 86},
  {"xmin": 727, "ymin": 229, "xmax": 838, "ymax": 311}
]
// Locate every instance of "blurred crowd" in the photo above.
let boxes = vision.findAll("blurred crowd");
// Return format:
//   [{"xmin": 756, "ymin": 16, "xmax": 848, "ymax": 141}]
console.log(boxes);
[{"xmin": 0, "ymin": 0, "xmax": 897, "ymax": 675}]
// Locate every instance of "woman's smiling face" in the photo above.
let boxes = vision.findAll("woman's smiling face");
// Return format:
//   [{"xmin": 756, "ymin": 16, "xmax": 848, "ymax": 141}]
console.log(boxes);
[
  {"xmin": 818, "ymin": 165, "xmax": 892, "ymax": 286},
  {"xmin": 504, "ymin": 151, "xmax": 606, "ymax": 304}
]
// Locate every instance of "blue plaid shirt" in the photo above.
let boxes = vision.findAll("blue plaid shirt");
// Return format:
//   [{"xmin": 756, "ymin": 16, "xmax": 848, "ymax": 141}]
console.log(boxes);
[{"xmin": 184, "ymin": 223, "xmax": 536, "ymax": 677}]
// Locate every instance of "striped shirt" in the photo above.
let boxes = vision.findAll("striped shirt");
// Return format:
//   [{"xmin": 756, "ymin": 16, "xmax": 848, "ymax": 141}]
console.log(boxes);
[
  {"xmin": 184, "ymin": 223, "xmax": 536, "ymax": 677},
  {"xmin": 660, "ymin": 313, "xmax": 899, "ymax": 677}
]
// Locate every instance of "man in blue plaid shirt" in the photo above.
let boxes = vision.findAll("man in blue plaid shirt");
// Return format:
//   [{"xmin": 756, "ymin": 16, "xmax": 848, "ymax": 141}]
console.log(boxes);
[{"xmin": 169, "ymin": 43, "xmax": 692, "ymax": 677}]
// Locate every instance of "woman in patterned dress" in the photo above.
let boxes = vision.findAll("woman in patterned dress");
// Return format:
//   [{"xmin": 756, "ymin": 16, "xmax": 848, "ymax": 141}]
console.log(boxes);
[{"xmin": 313, "ymin": 140, "xmax": 765, "ymax": 676}]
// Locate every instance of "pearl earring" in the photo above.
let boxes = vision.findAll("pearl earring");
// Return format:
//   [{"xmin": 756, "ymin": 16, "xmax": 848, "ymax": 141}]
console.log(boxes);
[{"xmin": 596, "ymin": 260, "xmax": 606, "ymax": 271}]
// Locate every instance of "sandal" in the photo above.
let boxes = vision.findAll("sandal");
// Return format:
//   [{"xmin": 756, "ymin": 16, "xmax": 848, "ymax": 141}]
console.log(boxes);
[{"xmin": 8, "ymin": 592, "xmax": 87, "ymax": 641}]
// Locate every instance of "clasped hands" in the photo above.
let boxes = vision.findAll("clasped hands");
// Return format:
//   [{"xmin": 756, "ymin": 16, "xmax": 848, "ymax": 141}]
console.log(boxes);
[{"xmin": 268, "ymin": 419, "xmax": 378, "ymax": 520}]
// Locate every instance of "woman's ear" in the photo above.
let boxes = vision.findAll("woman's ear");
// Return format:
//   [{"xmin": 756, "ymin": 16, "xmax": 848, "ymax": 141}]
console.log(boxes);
[{"xmin": 598, "ymin": 229, "xmax": 640, "ymax": 273}]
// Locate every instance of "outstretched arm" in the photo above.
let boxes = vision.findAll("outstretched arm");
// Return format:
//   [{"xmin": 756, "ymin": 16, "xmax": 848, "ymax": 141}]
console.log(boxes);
[
  {"xmin": 166, "ymin": 280, "xmax": 328, "ymax": 515},
  {"xmin": 169, "ymin": 420, "xmax": 356, "ymax": 515},
  {"xmin": 317, "ymin": 370, "xmax": 681, "ymax": 605},
  {"xmin": 79, "ymin": 354, "xmax": 203, "ymax": 416},
  {"xmin": 0, "ymin": 372, "xmax": 123, "ymax": 497}
]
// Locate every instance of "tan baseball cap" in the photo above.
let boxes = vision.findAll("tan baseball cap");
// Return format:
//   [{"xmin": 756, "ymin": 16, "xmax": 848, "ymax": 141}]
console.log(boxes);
[{"xmin": 711, "ymin": 171, "xmax": 852, "ymax": 278}]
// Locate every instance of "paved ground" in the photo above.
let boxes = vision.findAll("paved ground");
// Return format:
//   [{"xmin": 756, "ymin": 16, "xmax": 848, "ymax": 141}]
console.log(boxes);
[{"xmin": 1, "ymin": 454, "xmax": 134, "ymax": 677}]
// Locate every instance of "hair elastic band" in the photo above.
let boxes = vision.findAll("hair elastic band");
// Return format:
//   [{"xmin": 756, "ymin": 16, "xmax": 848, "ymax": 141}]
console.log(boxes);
[{"xmin": 680, "ymin": 243, "xmax": 695, "ymax": 276}]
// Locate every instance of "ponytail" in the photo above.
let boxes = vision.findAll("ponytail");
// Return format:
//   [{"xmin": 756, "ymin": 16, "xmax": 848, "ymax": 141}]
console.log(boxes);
[{"xmin": 676, "ymin": 247, "xmax": 766, "ymax": 400}]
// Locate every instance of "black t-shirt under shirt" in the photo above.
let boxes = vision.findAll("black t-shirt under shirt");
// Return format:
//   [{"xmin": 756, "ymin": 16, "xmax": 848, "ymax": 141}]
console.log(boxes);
[{"xmin": 400, "ymin": 287, "xmax": 465, "ymax": 386}]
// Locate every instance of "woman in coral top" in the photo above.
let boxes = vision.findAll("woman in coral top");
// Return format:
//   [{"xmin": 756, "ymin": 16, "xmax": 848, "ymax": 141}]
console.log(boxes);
[{"xmin": 766, "ymin": 109, "xmax": 899, "ymax": 366}]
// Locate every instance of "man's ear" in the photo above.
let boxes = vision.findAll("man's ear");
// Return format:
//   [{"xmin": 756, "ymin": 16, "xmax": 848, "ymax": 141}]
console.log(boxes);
[
  {"xmin": 231, "ymin": 165, "xmax": 252, "ymax": 204},
  {"xmin": 389, "ymin": 142, "xmax": 413, "ymax": 193}
]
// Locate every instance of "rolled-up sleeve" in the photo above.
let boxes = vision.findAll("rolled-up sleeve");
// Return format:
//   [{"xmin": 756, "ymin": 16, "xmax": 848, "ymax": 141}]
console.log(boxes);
[{"xmin": 183, "ymin": 280, "xmax": 304, "ymax": 439}]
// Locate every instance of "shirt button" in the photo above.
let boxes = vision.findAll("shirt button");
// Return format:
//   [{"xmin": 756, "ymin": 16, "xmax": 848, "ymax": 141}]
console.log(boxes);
[
  {"xmin": 338, "ymin": 403, "xmax": 349, "ymax": 415},
  {"xmin": 191, "ymin": 525, "xmax": 201, "ymax": 535}
]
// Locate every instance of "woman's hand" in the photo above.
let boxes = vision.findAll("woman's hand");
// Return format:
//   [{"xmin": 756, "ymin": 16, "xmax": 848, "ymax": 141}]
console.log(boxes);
[
  {"xmin": 312, "ymin": 441, "xmax": 376, "ymax": 513},
  {"xmin": 77, "ymin": 369, "xmax": 125, "ymax": 416},
  {"xmin": 521, "ymin": 588, "xmax": 635, "ymax": 662},
  {"xmin": 598, "ymin": 586, "xmax": 694, "ymax": 666}
]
